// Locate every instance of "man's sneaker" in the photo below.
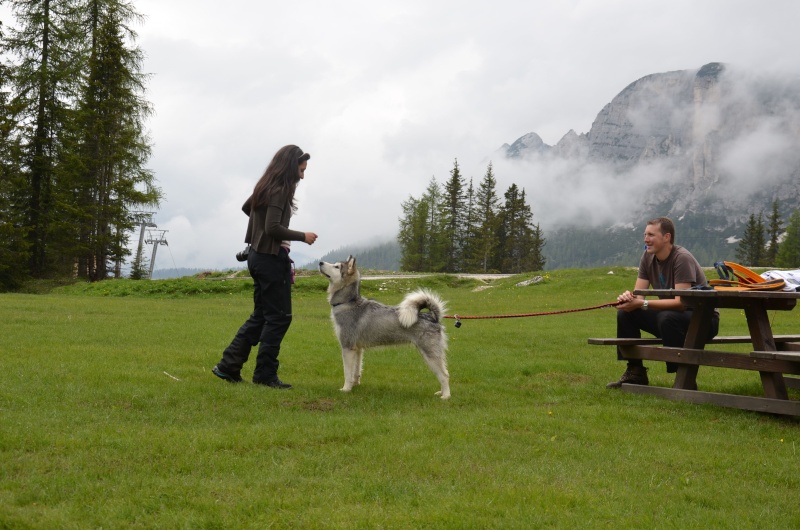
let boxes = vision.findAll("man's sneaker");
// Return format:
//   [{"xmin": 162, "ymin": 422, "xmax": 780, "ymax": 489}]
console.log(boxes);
[
  {"xmin": 606, "ymin": 365, "xmax": 649, "ymax": 388},
  {"xmin": 254, "ymin": 378, "xmax": 292, "ymax": 389},
  {"xmin": 212, "ymin": 364, "xmax": 243, "ymax": 383}
]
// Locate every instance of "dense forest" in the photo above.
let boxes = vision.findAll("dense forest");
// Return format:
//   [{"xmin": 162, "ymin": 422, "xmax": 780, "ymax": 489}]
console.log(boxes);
[
  {"xmin": 397, "ymin": 160, "xmax": 545, "ymax": 274},
  {"xmin": 0, "ymin": 0, "xmax": 159, "ymax": 290},
  {"xmin": 307, "ymin": 240, "xmax": 401, "ymax": 271}
]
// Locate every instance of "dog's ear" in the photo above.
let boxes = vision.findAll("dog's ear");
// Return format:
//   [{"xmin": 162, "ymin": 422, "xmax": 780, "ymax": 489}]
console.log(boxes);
[{"xmin": 346, "ymin": 255, "xmax": 357, "ymax": 274}]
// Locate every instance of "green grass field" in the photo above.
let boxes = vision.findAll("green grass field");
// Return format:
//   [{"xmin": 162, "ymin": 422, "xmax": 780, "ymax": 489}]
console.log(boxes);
[{"xmin": 1, "ymin": 268, "xmax": 799, "ymax": 528}]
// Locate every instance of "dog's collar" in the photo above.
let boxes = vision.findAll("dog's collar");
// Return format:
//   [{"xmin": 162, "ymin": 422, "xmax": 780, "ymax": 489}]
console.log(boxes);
[{"xmin": 331, "ymin": 298, "xmax": 357, "ymax": 307}]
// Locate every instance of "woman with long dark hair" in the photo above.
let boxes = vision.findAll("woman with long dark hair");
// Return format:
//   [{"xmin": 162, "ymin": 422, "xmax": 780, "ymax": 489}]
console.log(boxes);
[{"xmin": 212, "ymin": 145, "xmax": 318, "ymax": 388}]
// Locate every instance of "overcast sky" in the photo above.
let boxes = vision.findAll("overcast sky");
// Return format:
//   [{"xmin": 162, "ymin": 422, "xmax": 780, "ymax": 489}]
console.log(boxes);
[{"xmin": 27, "ymin": 0, "xmax": 800, "ymax": 269}]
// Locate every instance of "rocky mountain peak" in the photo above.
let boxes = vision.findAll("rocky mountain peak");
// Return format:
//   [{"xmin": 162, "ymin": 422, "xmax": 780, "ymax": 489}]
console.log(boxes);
[
  {"xmin": 499, "ymin": 62, "xmax": 800, "ymax": 224},
  {"xmin": 496, "ymin": 62, "xmax": 800, "ymax": 268},
  {"xmin": 501, "ymin": 131, "xmax": 547, "ymax": 158}
]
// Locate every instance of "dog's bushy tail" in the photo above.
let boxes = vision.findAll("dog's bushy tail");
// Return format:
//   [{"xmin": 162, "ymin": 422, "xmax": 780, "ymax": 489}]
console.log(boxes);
[{"xmin": 398, "ymin": 288, "xmax": 447, "ymax": 328}]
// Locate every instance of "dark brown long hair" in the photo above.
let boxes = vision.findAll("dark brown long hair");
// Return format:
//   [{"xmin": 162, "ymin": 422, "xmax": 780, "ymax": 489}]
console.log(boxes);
[{"xmin": 251, "ymin": 145, "xmax": 310, "ymax": 210}]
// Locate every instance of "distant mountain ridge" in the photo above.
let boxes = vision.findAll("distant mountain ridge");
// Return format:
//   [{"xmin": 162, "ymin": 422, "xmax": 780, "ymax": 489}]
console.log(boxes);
[
  {"xmin": 300, "ymin": 240, "xmax": 401, "ymax": 271},
  {"xmin": 497, "ymin": 62, "xmax": 800, "ymax": 269}
]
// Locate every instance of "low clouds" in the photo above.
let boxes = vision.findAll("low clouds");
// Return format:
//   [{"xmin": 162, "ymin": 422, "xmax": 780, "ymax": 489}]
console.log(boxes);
[
  {"xmin": 714, "ymin": 69, "xmax": 800, "ymax": 200},
  {"xmin": 487, "ymin": 156, "xmax": 675, "ymax": 230},
  {"xmin": 718, "ymin": 118, "xmax": 799, "ymax": 196},
  {"xmin": 482, "ymin": 65, "xmax": 800, "ymax": 232}
]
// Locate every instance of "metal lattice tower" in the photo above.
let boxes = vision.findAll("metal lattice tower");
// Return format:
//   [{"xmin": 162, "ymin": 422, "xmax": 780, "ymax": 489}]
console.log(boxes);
[
  {"xmin": 132, "ymin": 212, "xmax": 157, "ymax": 275},
  {"xmin": 144, "ymin": 229, "xmax": 168, "ymax": 279}
]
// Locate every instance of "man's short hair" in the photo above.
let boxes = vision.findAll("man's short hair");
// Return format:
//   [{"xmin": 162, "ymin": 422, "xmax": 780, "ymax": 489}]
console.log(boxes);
[{"xmin": 647, "ymin": 217, "xmax": 675, "ymax": 244}]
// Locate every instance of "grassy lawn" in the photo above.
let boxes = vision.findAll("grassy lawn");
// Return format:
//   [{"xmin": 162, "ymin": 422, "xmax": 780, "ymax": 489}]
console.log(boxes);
[{"xmin": 1, "ymin": 268, "xmax": 799, "ymax": 528}]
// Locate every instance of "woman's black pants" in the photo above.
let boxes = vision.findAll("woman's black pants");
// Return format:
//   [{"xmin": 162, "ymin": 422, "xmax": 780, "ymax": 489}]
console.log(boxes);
[{"xmin": 218, "ymin": 248, "xmax": 293, "ymax": 382}]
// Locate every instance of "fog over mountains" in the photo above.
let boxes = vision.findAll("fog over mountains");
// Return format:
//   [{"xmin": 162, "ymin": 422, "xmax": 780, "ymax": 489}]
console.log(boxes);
[
  {"xmin": 493, "ymin": 62, "xmax": 800, "ymax": 268},
  {"xmin": 173, "ymin": 62, "xmax": 800, "ymax": 275}
]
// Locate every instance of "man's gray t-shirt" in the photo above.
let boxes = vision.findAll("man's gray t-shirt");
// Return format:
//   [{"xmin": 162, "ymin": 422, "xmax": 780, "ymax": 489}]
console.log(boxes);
[{"xmin": 638, "ymin": 245, "xmax": 708, "ymax": 298}]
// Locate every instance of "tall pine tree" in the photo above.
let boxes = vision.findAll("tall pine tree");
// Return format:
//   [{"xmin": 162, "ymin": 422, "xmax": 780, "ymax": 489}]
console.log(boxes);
[
  {"xmin": 470, "ymin": 162, "xmax": 500, "ymax": 272},
  {"xmin": 461, "ymin": 177, "xmax": 476, "ymax": 271},
  {"xmin": 529, "ymin": 222, "xmax": 546, "ymax": 272},
  {"xmin": 498, "ymin": 184, "xmax": 530, "ymax": 273},
  {"xmin": 4, "ymin": 0, "xmax": 84, "ymax": 276},
  {"xmin": 422, "ymin": 177, "xmax": 446, "ymax": 272},
  {"xmin": 765, "ymin": 200, "xmax": 782, "ymax": 266},
  {"xmin": 2, "ymin": 0, "xmax": 161, "ymax": 281},
  {"xmin": 735, "ymin": 213, "xmax": 765, "ymax": 266},
  {"xmin": 73, "ymin": 0, "xmax": 161, "ymax": 280},
  {"xmin": 395, "ymin": 162, "xmax": 546, "ymax": 273},
  {"xmin": 0, "ymin": 24, "xmax": 30, "ymax": 289},
  {"xmin": 398, "ymin": 195, "xmax": 429, "ymax": 272},
  {"xmin": 439, "ymin": 159, "xmax": 466, "ymax": 272},
  {"xmin": 776, "ymin": 210, "xmax": 800, "ymax": 268}
]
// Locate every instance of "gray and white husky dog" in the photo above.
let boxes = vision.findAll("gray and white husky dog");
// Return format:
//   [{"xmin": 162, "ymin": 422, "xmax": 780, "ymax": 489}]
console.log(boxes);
[{"xmin": 318, "ymin": 256, "xmax": 450, "ymax": 399}]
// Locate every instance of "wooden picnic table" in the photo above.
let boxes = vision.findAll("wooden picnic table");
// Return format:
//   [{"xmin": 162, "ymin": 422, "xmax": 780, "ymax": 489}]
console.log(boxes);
[{"xmin": 588, "ymin": 288, "xmax": 800, "ymax": 416}]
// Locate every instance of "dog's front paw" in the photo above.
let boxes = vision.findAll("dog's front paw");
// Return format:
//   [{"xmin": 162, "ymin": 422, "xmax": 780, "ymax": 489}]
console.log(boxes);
[
  {"xmin": 435, "ymin": 390, "xmax": 451, "ymax": 400},
  {"xmin": 340, "ymin": 386, "xmax": 353, "ymax": 392}
]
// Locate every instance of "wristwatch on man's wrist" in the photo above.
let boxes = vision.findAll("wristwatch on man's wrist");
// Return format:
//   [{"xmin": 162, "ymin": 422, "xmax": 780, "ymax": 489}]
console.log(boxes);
[{"xmin": 641, "ymin": 299, "xmax": 649, "ymax": 311}]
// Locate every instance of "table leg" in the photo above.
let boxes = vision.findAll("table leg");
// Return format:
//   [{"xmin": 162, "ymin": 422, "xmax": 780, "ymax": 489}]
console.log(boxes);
[
  {"xmin": 744, "ymin": 302, "xmax": 788, "ymax": 400},
  {"xmin": 673, "ymin": 366, "xmax": 699, "ymax": 391},
  {"xmin": 744, "ymin": 302, "xmax": 777, "ymax": 351},
  {"xmin": 672, "ymin": 302, "xmax": 714, "ymax": 391},
  {"xmin": 759, "ymin": 372, "xmax": 788, "ymax": 399}
]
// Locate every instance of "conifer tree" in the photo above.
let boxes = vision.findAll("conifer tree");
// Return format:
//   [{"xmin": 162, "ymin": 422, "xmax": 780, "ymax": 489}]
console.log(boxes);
[
  {"xmin": 72, "ymin": 0, "xmax": 161, "ymax": 280},
  {"xmin": 529, "ymin": 222, "xmax": 546, "ymax": 271},
  {"xmin": 735, "ymin": 213, "xmax": 766, "ymax": 266},
  {"xmin": 461, "ymin": 177, "xmax": 477, "ymax": 271},
  {"xmin": 0, "ymin": 31, "xmax": 29, "ymax": 290},
  {"xmin": 776, "ymin": 210, "xmax": 800, "ymax": 268},
  {"xmin": 471, "ymin": 162, "xmax": 500, "ymax": 272},
  {"xmin": 439, "ymin": 159, "xmax": 466, "ymax": 272},
  {"xmin": 398, "ymin": 179, "xmax": 445, "ymax": 272},
  {"xmin": 396, "ymin": 163, "xmax": 546, "ymax": 274},
  {"xmin": 4, "ymin": 0, "xmax": 85, "ymax": 276},
  {"xmin": 498, "ymin": 184, "xmax": 527, "ymax": 273},
  {"xmin": 497, "ymin": 186, "xmax": 544, "ymax": 273},
  {"xmin": 765, "ymin": 200, "xmax": 782, "ymax": 266},
  {"xmin": 423, "ymin": 177, "xmax": 446, "ymax": 272},
  {"xmin": 398, "ymin": 195, "xmax": 429, "ymax": 272},
  {"xmin": 2, "ymin": 0, "xmax": 161, "ymax": 281}
]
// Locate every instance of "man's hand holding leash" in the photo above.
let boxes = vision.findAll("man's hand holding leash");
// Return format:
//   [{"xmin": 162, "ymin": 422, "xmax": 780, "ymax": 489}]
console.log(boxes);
[{"xmin": 616, "ymin": 290, "xmax": 646, "ymax": 312}]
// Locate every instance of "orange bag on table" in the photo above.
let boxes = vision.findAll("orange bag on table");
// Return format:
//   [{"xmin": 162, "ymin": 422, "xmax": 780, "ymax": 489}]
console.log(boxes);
[{"xmin": 710, "ymin": 261, "xmax": 785, "ymax": 291}]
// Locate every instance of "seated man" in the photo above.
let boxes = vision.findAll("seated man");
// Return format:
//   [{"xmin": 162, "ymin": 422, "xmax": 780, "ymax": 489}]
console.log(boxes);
[{"xmin": 607, "ymin": 217, "xmax": 720, "ymax": 388}]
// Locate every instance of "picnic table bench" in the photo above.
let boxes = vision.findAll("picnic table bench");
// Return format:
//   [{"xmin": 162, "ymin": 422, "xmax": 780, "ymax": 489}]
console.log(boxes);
[{"xmin": 588, "ymin": 289, "xmax": 800, "ymax": 416}]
